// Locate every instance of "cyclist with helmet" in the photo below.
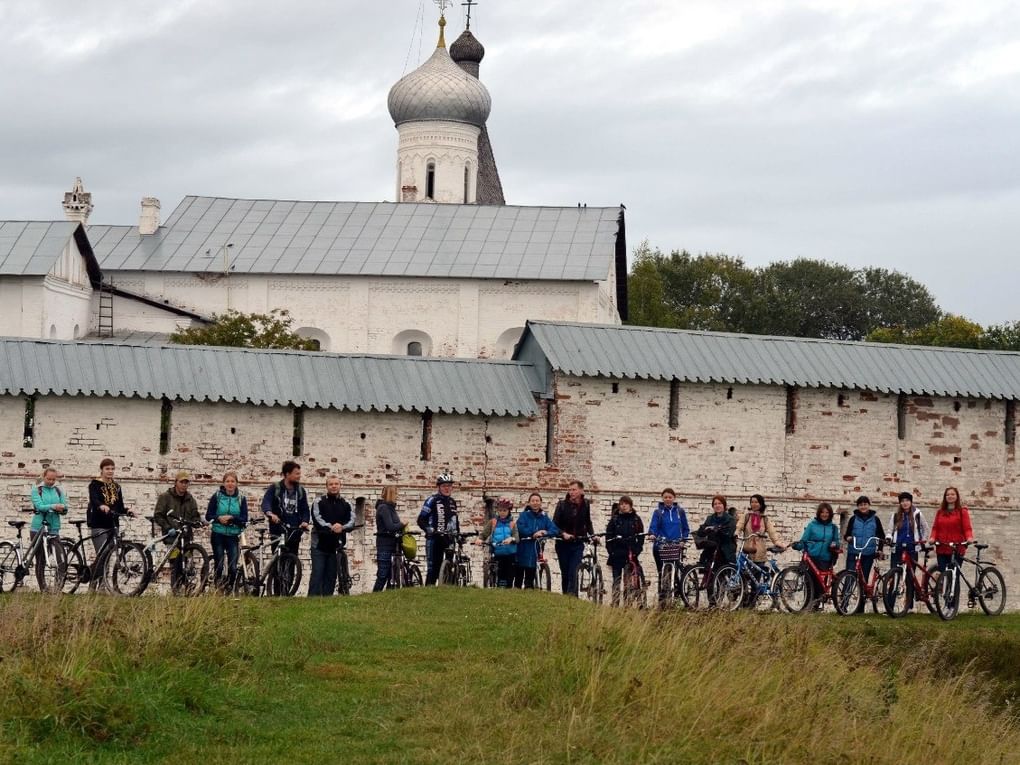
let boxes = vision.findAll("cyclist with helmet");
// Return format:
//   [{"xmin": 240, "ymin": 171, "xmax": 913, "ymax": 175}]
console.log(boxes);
[{"xmin": 418, "ymin": 472, "xmax": 460, "ymax": 585}]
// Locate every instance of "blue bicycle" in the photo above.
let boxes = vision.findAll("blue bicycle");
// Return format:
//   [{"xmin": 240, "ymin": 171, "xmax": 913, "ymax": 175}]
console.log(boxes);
[{"xmin": 710, "ymin": 533, "xmax": 786, "ymax": 611}]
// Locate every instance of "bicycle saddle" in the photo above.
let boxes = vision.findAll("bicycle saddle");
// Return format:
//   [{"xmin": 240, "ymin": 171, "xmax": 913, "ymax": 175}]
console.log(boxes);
[
  {"xmin": 7, "ymin": 520, "xmax": 26, "ymax": 529},
  {"xmin": 975, "ymin": 543, "xmax": 988, "ymax": 550},
  {"xmin": 70, "ymin": 520, "xmax": 88, "ymax": 527},
  {"xmin": 144, "ymin": 515, "xmax": 156, "ymax": 523},
  {"xmin": 767, "ymin": 546, "xmax": 785, "ymax": 555}
]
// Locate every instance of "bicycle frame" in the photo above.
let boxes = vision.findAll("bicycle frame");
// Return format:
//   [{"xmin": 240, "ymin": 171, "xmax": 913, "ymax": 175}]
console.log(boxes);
[{"xmin": 846, "ymin": 538, "xmax": 884, "ymax": 598}]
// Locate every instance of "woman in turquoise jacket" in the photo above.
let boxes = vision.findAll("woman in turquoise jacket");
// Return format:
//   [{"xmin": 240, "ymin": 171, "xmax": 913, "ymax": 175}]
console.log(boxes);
[
  {"xmin": 205, "ymin": 471, "xmax": 248, "ymax": 588},
  {"xmin": 29, "ymin": 467, "xmax": 68, "ymax": 585},
  {"xmin": 792, "ymin": 502, "xmax": 841, "ymax": 604}
]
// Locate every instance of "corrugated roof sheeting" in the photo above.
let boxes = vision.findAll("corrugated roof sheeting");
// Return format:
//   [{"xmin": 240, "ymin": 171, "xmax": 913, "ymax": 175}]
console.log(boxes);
[
  {"xmin": 0, "ymin": 221, "xmax": 79, "ymax": 276},
  {"xmin": 87, "ymin": 197, "xmax": 621, "ymax": 281},
  {"xmin": 0, "ymin": 339, "xmax": 540, "ymax": 417},
  {"xmin": 520, "ymin": 321, "xmax": 1020, "ymax": 400}
]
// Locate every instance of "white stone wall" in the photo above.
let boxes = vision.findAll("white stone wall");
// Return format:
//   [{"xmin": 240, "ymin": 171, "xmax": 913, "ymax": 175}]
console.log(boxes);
[
  {"xmin": 0, "ymin": 240, "xmax": 93, "ymax": 340},
  {"xmin": 396, "ymin": 120, "xmax": 480, "ymax": 203},
  {"xmin": 100, "ymin": 271, "xmax": 610, "ymax": 358}
]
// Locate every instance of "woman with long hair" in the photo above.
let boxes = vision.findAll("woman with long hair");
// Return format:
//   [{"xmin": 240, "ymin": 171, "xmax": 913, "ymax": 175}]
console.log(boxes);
[{"xmin": 929, "ymin": 487, "xmax": 975, "ymax": 572}]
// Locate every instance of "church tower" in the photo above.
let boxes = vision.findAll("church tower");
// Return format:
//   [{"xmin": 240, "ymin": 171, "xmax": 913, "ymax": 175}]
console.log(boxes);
[{"xmin": 388, "ymin": 8, "xmax": 491, "ymax": 204}]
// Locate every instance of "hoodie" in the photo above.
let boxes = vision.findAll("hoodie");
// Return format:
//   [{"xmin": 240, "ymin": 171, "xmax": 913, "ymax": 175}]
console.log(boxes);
[{"xmin": 648, "ymin": 502, "xmax": 690, "ymax": 544}]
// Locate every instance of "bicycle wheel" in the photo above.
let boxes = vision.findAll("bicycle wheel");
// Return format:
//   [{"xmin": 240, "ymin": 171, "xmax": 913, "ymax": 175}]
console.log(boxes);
[
  {"xmin": 272, "ymin": 552, "xmax": 302, "ymax": 596},
  {"xmin": 436, "ymin": 559, "xmax": 452, "ymax": 586},
  {"xmin": 679, "ymin": 565, "xmax": 708, "ymax": 609},
  {"xmin": 35, "ymin": 536, "xmax": 66, "ymax": 592},
  {"xmin": 710, "ymin": 565, "xmax": 744, "ymax": 612},
  {"xmin": 537, "ymin": 563, "xmax": 552, "ymax": 591},
  {"xmin": 456, "ymin": 563, "xmax": 470, "ymax": 588},
  {"xmin": 977, "ymin": 567, "xmax": 1006, "ymax": 616},
  {"xmin": 172, "ymin": 543, "xmax": 210, "ymax": 596},
  {"xmin": 0, "ymin": 542, "xmax": 21, "ymax": 593},
  {"xmin": 406, "ymin": 563, "xmax": 423, "ymax": 587},
  {"xmin": 934, "ymin": 568, "xmax": 959, "ymax": 621},
  {"xmin": 777, "ymin": 565, "xmax": 812, "ymax": 613},
  {"xmin": 832, "ymin": 570, "xmax": 864, "ymax": 616},
  {"xmin": 590, "ymin": 566, "xmax": 605, "ymax": 604},
  {"xmin": 658, "ymin": 562, "xmax": 677, "ymax": 608},
  {"xmin": 337, "ymin": 553, "xmax": 352, "ymax": 596},
  {"xmin": 60, "ymin": 540, "xmax": 86, "ymax": 595},
  {"xmin": 880, "ymin": 567, "xmax": 911, "ymax": 618},
  {"xmin": 107, "ymin": 542, "xmax": 151, "ymax": 597},
  {"xmin": 233, "ymin": 551, "xmax": 261, "ymax": 596},
  {"xmin": 922, "ymin": 564, "xmax": 940, "ymax": 614}
]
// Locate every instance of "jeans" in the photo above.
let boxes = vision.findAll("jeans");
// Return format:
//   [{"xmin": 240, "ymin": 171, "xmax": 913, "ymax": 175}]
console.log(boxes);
[
  {"xmin": 936, "ymin": 552, "xmax": 965, "ymax": 572},
  {"xmin": 494, "ymin": 556, "xmax": 516, "ymax": 589},
  {"xmin": 425, "ymin": 537, "xmax": 450, "ymax": 586},
  {"xmin": 892, "ymin": 545, "xmax": 918, "ymax": 609},
  {"xmin": 308, "ymin": 546, "xmax": 338, "ymax": 596},
  {"xmin": 210, "ymin": 533, "xmax": 240, "ymax": 586},
  {"xmin": 373, "ymin": 556, "xmax": 393, "ymax": 592},
  {"xmin": 845, "ymin": 552, "xmax": 876, "ymax": 582},
  {"xmin": 514, "ymin": 566, "xmax": 536, "ymax": 589},
  {"xmin": 555, "ymin": 540, "xmax": 584, "ymax": 597}
]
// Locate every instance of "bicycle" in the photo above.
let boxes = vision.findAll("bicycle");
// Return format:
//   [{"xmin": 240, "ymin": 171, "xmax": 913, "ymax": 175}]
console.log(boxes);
[
  {"xmin": 378, "ymin": 530, "xmax": 424, "ymax": 589},
  {"xmin": 60, "ymin": 512, "xmax": 147, "ymax": 596},
  {"xmin": 831, "ymin": 537, "xmax": 885, "ymax": 616},
  {"xmin": 932, "ymin": 541, "xmax": 1007, "ymax": 620},
  {"xmin": 437, "ymin": 531, "xmax": 478, "ymax": 587},
  {"xmin": 880, "ymin": 542, "xmax": 939, "ymax": 618},
  {"xmin": 778, "ymin": 543, "xmax": 841, "ymax": 613},
  {"xmin": 651, "ymin": 538, "xmax": 689, "ymax": 609},
  {"xmin": 232, "ymin": 519, "xmax": 267, "ymax": 596},
  {"xmin": 0, "ymin": 511, "xmax": 66, "ymax": 592},
  {"xmin": 679, "ymin": 541, "xmax": 727, "ymax": 610},
  {"xmin": 609, "ymin": 532, "xmax": 648, "ymax": 608},
  {"xmin": 335, "ymin": 524, "xmax": 364, "ymax": 596},
  {"xmin": 576, "ymin": 533, "xmax": 606, "ymax": 604},
  {"xmin": 263, "ymin": 524, "xmax": 304, "ymax": 596},
  {"xmin": 711, "ymin": 534, "xmax": 785, "ymax": 612},
  {"xmin": 131, "ymin": 516, "xmax": 210, "ymax": 597}
]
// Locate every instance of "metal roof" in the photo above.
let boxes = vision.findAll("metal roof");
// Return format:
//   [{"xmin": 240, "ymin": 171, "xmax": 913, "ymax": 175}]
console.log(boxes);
[
  {"xmin": 0, "ymin": 221, "xmax": 80, "ymax": 276},
  {"xmin": 388, "ymin": 43, "xmax": 491, "ymax": 127},
  {"xmin": 0, "ymin": 338, "xmax": 540, "ymax": 416},
  {"xmin": 516, "ymin": 321, "xmax": 1020, "ymax": 400},
  {"xmin": 86, "ymin": 197, "xmax": 621, "ymax": 281}
]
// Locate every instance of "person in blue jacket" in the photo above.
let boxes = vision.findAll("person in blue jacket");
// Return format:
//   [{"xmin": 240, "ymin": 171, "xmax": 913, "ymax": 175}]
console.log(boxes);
[
  {"xmin": 206, "ymin": 470, "xmax": 248, "ymax": 588},
  {"xmin": 514, "ymin": 492, "xmax": 559, "ymax": 588},
  {"xmin": 261, "ymin": 461, "xmax": 310, "ymax": 554},
  {"xmin": 792, "ymin": 502, "xmax": 841, "ymax": 603},
  {"xmin": 478, "ymin": 498, "xmax": 520, "ymax": 588},
  {"xmin": 647, "ymin": 488, "xmax": 690, "ymax": 577},
  {"xmin": 418, "ymin": 472, "xmax": 460, "ymax": 586},
  {"xmin": 30, "ymin": 467, "xmax": 68, "ymax": 584}
]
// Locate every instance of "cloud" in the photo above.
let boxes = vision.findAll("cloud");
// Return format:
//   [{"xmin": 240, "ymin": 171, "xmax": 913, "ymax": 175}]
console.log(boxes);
[{"xmin": 1, "ymin": 0, "xmax": 1018, "ymax": 323}]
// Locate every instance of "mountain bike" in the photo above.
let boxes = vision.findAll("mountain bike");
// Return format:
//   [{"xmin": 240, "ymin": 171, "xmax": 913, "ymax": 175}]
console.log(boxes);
[
  {"xmin": 653, "ymin": 539, "xmax": 689, "ymax": 609},
  {"xmin": 335, "ymin": 524, "xmax": 364, "ymax": 595},
  {"xmin": 379, "ymin": 530, "xmax": 424, "ymax": 589},
  {"xmin": 576, "ymin": 533, "xmax": 606, "ymax": 604},
  {"xmin": 778, "ymin": 544, "xmax": 841, "ymax": 613},
  {"xmin": 609, "ymin": 532, "xmax": 648, "ymax": 608},
  {"xmin": 60, "ymin": 512, "xmax": 146, "ymax": 596},
  {"xmin": 263, "ymin": 524, "xmax": 303, "ymax": 596},
  {"xmin": 679, "ymin": 543, "xmax": 726, "ymax": 610},
  {"xmin": 711, "ymin": 534, "xmax": 785, "ymax": 612},
  {"xmin": 437, "ymin": 531, "xmax": 478, "ymax": 586},
  {"xmin": 932, "ymin": 541, "xmax": 1007, "ymax": 620},
  {"xmin": 0, "ymin": 511, "xmax": 66, "ymax": 592},
  {"xmin": 831, "ymin": 537, "xmax": 885, "ymax": 616},
  {"xmin": 880, "ymin": 543, "xmax": 938, "ymax": 618},
  {"xmin": 131, "ymin": 516, "xmax": 210, "ymax": 597},
  {"xmin": 481, "ymin": 542, "xmax": 499, "ymax": 588}
]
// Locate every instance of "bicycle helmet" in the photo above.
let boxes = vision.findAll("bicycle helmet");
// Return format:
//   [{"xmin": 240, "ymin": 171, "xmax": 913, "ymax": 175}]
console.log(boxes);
[{"xmin": 436, "ymin": 472, "xmax": 454, "ymax": 486}]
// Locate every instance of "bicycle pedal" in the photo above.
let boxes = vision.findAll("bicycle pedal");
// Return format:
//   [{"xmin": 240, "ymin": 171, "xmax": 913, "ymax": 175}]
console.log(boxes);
[{"xmin": 967, "ymin": 600, "xmax": 976, "ymax": 609}]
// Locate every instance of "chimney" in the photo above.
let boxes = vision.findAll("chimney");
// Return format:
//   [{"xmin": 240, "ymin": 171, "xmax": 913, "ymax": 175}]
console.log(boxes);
[
  {"xmin": 139, "ymin": 197, "xmax": 161, "ymax": 235},
  {"xmin": 62, "ymin": 177, "xmax": 93, "ymax": 224}
]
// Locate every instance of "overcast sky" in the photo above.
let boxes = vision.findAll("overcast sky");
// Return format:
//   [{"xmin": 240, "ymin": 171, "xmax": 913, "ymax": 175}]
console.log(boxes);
[{"xmin": 2, "ymin": 0, "xmax": 1018, "ymax": 323}]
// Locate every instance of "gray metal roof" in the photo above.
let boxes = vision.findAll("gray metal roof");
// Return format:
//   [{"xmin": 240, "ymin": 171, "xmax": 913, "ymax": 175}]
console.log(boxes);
[
  {"xmin": 516, "ymin": 321, "xmax": 1020, "ymax": 400},
  {"xmin": 0, "ymin": 221, "xmax": 80, "ymax": 276},
  {"xmin": 87, "ymin": 197, "xmax": 621, "ymax": 281},
  {"xmin": 0, "ymin": 338, "xmax": 539, "ymax": 416}
]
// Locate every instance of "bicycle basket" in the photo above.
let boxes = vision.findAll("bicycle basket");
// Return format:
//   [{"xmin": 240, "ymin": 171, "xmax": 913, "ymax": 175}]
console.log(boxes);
[
  {"xmin": 658, "ymin": 541, "xmax": 682, "ymax": 562},
  {"xmin": 401, "ymin": 531, "xmax": 418, "ymax": 560},
  {"xmin": 692, "ymin": 532, "xmax": 716, "ymax": 551}
]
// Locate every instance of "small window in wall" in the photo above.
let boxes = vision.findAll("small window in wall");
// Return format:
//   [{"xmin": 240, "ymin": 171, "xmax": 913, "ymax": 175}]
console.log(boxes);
[
  {"xmin": 159, "ymin": 398, "xmax": 173, "ymax": 455},
  {"xmin": 73, "ymin": 324, "xmax": 80, "ymax": 339},
  {"xmin": 23, "ymin": 396, "xmax": 35, "ymax": 448},
  {"xmin": 407, "ymin": 341, "xmax": 423, "ymax": 357},
  {"xmin": 1007, "ymin": 400, "xmax": 1016, "ymax": 446},
  {"xmin": 464, "ymin": 164, "xmax": 470, "ymax": 203},
  {"xmin": 785, "ymin": 386, "xmax": 798, "ymax": 434},
  {"xmin": 545, "ymin": 400, "xmax": 556, "ymax": 465},
  {"xmin": 426, "ymin": 162, "xmax": 436, "ymax": 200},
  {"xmin": 668, "ymin": 379, "xmax": 680, "ymax": 430},
  {"xmin": 420, "ymin": 410, "xmax": 433, "ymax": 461},
  {"xmin": 49, "ymin": 325, "xmax": 57, "ymax": 339},
  {"xmin": 292, "ymin": 407, "xmax": 305, "ymax": 457},
  {"xmin": 897, "ymin": 394, "xmax": 907, "ymax": 440}
]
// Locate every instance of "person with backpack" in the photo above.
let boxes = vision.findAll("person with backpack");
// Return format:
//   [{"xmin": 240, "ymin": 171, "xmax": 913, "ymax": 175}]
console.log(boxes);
[
  {"xmin": 261, "ymin": 461, "xmax": 310, "ymax": 555},
  {"xmin": 929, "ymin": 486, "xmax": 975, "ymax": 571},
  {"xmin": 735, "ymin": 494, "xmax": 786, "ymax": 567},
  {"xmin": 553, "ymin": 480, "xmax": 594, "ymax": 596},
  {"xmin": 205, "ymin": 470, "xmax": 249, "ymax": 588},
  {"xmin": 309, "ymin": 476, "xmax": 356, "ymax": 596},
  {"xmin": 842, "ymin": 496, "xmax": 885, "ymax": 602},
  {"xmin": 887, "ymin": 491, "xmax": 929, "ymax": 612},
  {"xmin": 30, "ymin": 467, "xmax": 68, "ymax": 582},
  {"xmin": 478, "ymin": 497, "xmax": 520, "ymax": 588},
  {"xmin": 792, "ymin": 502, "xmax": 841, "ymax": 604},
  {"xmin": 647, "ymin": 488, "xmax": 690, "ymax": 579},
  {"xmin": 514, "ymin": 492, "xmax": 560, "ymax": 588},
  {"xmin": 418, "ymin": 472, "xmax": 460, "ymax": 586},
  {"xmin": 374, "ymin": 485, "xmax": 405, "ymax": 592},
  {"xmin": 605, "ymin": 496, "xmax": 645, "ymax": 605}
]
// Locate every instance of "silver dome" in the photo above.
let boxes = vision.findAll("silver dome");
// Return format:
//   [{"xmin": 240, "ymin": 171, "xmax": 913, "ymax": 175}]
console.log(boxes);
[{"xmin": 388, "ymin": 44, "xmax": 492, "ymax": 128}]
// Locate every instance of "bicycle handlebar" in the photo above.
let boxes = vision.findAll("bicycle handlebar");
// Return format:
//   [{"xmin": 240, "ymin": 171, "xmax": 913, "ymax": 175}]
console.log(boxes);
[{"xmin": 845, "ymin": 536, "xmax": 883, "ymax": 552}]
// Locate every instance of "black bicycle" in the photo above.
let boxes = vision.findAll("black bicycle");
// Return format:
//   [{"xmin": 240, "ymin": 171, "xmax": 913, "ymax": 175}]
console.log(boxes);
[
  {"xmin": 576, "ymin": 533, "xmax": 607, "ymax": 604},
  {"xmin": 437, "ymin": 531, "xmax": 478, "ymax": 586},
  {"xmin": 933, "ymin": 541, "xmax": 1007, "ymax": 620},
  {"xmin": 336, "ymin": 524, "xmax": 364, "ymax": 595},
  {"xmin": 378, "ymin": 530, "xmax": 424, "ymax": 589},
  {"xmin": 60, "ymin": 512, "xmax": 146, "ymax": 595},
  {"xmin": 0, "ymin": 511, "xmax": 66, "ymax": 592}
]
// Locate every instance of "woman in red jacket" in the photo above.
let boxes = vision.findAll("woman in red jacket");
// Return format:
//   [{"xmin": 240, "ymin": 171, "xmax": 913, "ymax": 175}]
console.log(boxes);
[{"xmin": 928, "ymin": 487, "xmax": 975, "ymax": 571}]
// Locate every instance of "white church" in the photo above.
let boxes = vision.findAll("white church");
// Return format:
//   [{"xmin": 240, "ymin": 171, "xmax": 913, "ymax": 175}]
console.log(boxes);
[{"xmin": 0, "ymin": 11, "xmax": 627, "ymax": 358}]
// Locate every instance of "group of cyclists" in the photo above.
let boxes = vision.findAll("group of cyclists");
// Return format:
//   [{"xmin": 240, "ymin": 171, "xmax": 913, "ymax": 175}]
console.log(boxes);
[{"xmin": 5, "ymin": 457, "xmax": 996, "ymax": 616}]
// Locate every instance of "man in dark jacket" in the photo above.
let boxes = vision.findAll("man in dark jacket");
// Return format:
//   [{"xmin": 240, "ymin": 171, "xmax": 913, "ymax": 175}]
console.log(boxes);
[
  {"xmin": 553, "ymin": 480, "xmax": 594, "ymax": 597},
  {"xmin": 418, "ymin": 472, "xmax": 460, "ymax": 585},
  {"xmin": 261, "ymin": 461, "xmax": 311, "ymax": 554},
  {"xmin": 309, "ymin": 476, "xmax": 355, "ymax": 596},
  {"xmin": 153, "ymin": 471, "xmax": 202, "ymax": 534}
]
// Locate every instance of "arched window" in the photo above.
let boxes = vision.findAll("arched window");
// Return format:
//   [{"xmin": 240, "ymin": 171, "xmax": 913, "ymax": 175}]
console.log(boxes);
[
  {"xmin": 294, "ymin": 327, "xmax": 330, "ymax": 352},
  {"xmin": 407, "ymin": 341, "xmax": 423, "ymax": 357},
  {"xmin": 49, "ymin": 324, "xmax": 57, "ymax": 339},
  {"xmin": 426, "ymin": 161, "xmax": 436, "ymax": 200},
  {"xmin": 464, "ymin": 164, "xmax": 470, "ymax": 203},
  {"xmin": 73, "ymin": 324, "xmax": 80, "ymax": 339},
  {"xmin": 392, "ymin": 330, "xmax": 433, "ymax": 357},
  {"xmin": 495, "ymin": 327, "xmax": 526, "ymax": 359}
]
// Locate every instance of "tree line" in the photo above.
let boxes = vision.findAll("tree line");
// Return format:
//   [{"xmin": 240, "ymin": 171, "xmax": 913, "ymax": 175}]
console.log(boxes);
[{"xmin": 627, "ymin": 242, "xmax": 1020, "ymax": 350}]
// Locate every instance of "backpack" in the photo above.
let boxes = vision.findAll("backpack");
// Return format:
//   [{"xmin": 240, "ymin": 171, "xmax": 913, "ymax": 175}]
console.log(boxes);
[{"xmin": 401, "ymin": 528, "xmax": 418, "ymax": 560}]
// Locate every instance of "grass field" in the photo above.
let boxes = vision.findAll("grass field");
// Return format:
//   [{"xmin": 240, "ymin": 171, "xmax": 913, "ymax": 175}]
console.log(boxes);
[{"xmin": 1, "ymin": 591, "xmax": 1018, "ymax": 765}]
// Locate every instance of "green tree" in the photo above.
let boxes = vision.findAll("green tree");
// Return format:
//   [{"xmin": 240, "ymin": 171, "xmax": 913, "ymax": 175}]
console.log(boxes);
[
  {"xmin": 169, "ymin": 309, "xmax": 319, "ymax": 350},
  {"xmin": 856, "ymin": 267, "xmax": 941, "ymax": 332},
  {"xmin": 754, "ymin": 259, "xmax": 863, "ymax": 339},
  {"xmin": 866, "ymin": 314, "xmax": 985, "ymax": 348},
  {"xmin": 980, "ymin": 321, "xmax": 1020, "ymax": 351},
  {"xmin": 657, "ymin": 250, "xmax": 756, "ymax": 332},
  {"xmin": 627, "ymin": 242, "xmax": 678, "ymax": 328}
]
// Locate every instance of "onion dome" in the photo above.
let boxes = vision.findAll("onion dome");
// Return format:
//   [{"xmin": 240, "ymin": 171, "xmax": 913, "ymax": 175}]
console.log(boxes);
[
  {"xmin": 387, "ymin": 17, "xmax": 492, "ymax": 128},
  {"xmin": 450, "ymin": 29, "xmax": 485, "ymax": 65}
]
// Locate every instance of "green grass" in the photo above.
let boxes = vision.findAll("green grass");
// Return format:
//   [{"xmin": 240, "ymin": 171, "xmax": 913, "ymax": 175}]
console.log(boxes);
[{"xmin": 1, "ymin": 592, "xmax": 1018, "ymax": 765}]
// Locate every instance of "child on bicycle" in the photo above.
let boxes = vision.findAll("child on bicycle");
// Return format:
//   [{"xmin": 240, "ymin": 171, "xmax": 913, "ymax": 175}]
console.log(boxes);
[
  {"xmin": 478, "ymin": 497, "xmax": 520, "ymax": 588},
  {"xmin": 606, "ymin": 496, "xmax": 644, "ymax": 605}
]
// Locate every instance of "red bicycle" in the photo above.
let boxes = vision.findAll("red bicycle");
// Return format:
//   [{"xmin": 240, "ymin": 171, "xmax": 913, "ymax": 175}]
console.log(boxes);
[
  {"xmin": 880, "ymin": 543, "xmax": 938, "ymax": 618},
  {"xmin": 778, "ymin": 544, "xmax": 840, "ymax": 613},
  {"xmin": 831, "ymin": 537, "xmax": 885, "ymax": 616},
  {"xmin": 610, "ymin": 532, "xmax": 648, "ymax": 608}
]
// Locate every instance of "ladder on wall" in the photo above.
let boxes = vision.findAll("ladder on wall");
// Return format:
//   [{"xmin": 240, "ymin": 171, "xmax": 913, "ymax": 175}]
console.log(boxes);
[{"xmin": 97, "ymin": 281, "xmax": 114, "ymax": 338}]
